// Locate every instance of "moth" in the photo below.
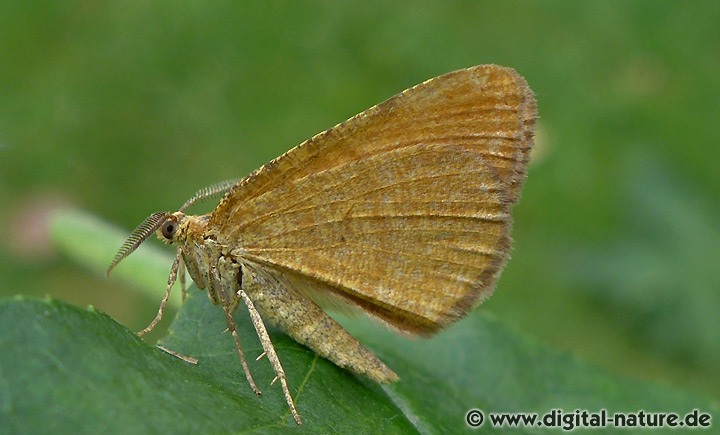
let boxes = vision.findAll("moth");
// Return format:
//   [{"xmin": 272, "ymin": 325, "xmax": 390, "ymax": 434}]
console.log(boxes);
[{"xmin": 108, "ymin": 64, "xmax": 537, "ymax": 425}]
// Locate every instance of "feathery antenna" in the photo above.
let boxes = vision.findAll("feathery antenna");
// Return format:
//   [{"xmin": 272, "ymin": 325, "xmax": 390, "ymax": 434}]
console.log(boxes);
[
  {"xmin": 179, "ymin": 179, "xmax": 240, "ymax": 212},
  {"xmin": 107, "ymin": 211, "xmax": 169, "ymax": 275}
]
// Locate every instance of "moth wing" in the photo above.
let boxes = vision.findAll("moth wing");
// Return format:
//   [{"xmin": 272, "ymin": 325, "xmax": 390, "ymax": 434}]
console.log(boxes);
[{"xmin": 209, "ymin": 65, "xmax": 536, "ymax": 335}]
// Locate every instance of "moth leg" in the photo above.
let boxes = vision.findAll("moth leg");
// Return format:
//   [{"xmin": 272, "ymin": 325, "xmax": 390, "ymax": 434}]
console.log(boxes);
[
  {"xmin": 136, "ymin": 250, "xmax": 197, "ymax": 363},
  {"xmin": 240, "ymin": 262, "xmax": 398, "ymax": 383},
  {"xmin": 179, "ymin": 258, "xmax": 187, "ymax": 302},
  {"xmin": 138, "ymin": 248, "xmax": 181, "ymax": 336},
  {"xmin": 155, "ymin": 345, "xmax": 198, "ymax": 365},
  {"xmin": 236, "ymin": 286, "xmax": 302, "ymax": 425},
  {"xmin": 210, "ymin": 266, "xmax": 261, "ymax": 396}
]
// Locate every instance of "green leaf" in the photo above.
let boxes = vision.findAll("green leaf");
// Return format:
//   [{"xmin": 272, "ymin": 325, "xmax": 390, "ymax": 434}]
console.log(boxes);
[
  {"xmin": 5, "ymin": 209, "xmax": 714, "ymax": 433},
  {"xmin": 0, "ymin": 294, "xmax": 413, "ymax": 434},
  {"xmin": 2, "ymin": 292, "xmax": 718, "ymax": 434}
]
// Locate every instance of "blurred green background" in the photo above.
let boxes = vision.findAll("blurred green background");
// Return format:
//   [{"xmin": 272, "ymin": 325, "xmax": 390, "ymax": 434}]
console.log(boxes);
[{"xmin": 1, "ymin": 0, "xmax": 718, "ymax": 403}]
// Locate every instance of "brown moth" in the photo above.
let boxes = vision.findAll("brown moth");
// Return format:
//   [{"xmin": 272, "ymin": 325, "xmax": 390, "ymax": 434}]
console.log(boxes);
[{"xmin": 108, "ymin": 64, "xmax": 537, "ymax": 425}]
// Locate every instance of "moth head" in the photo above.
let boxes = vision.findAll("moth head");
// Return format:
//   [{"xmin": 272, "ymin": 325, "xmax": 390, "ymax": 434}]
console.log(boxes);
[{"xmin": 106, "ymin": 178, "xmax": 240, "ymax": 276}]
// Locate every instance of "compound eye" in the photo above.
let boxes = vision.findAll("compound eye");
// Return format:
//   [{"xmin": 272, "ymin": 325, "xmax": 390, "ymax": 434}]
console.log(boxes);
[{"xmin": 161, "ymin": 219, "xmax": 177, "ymax": 240}]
